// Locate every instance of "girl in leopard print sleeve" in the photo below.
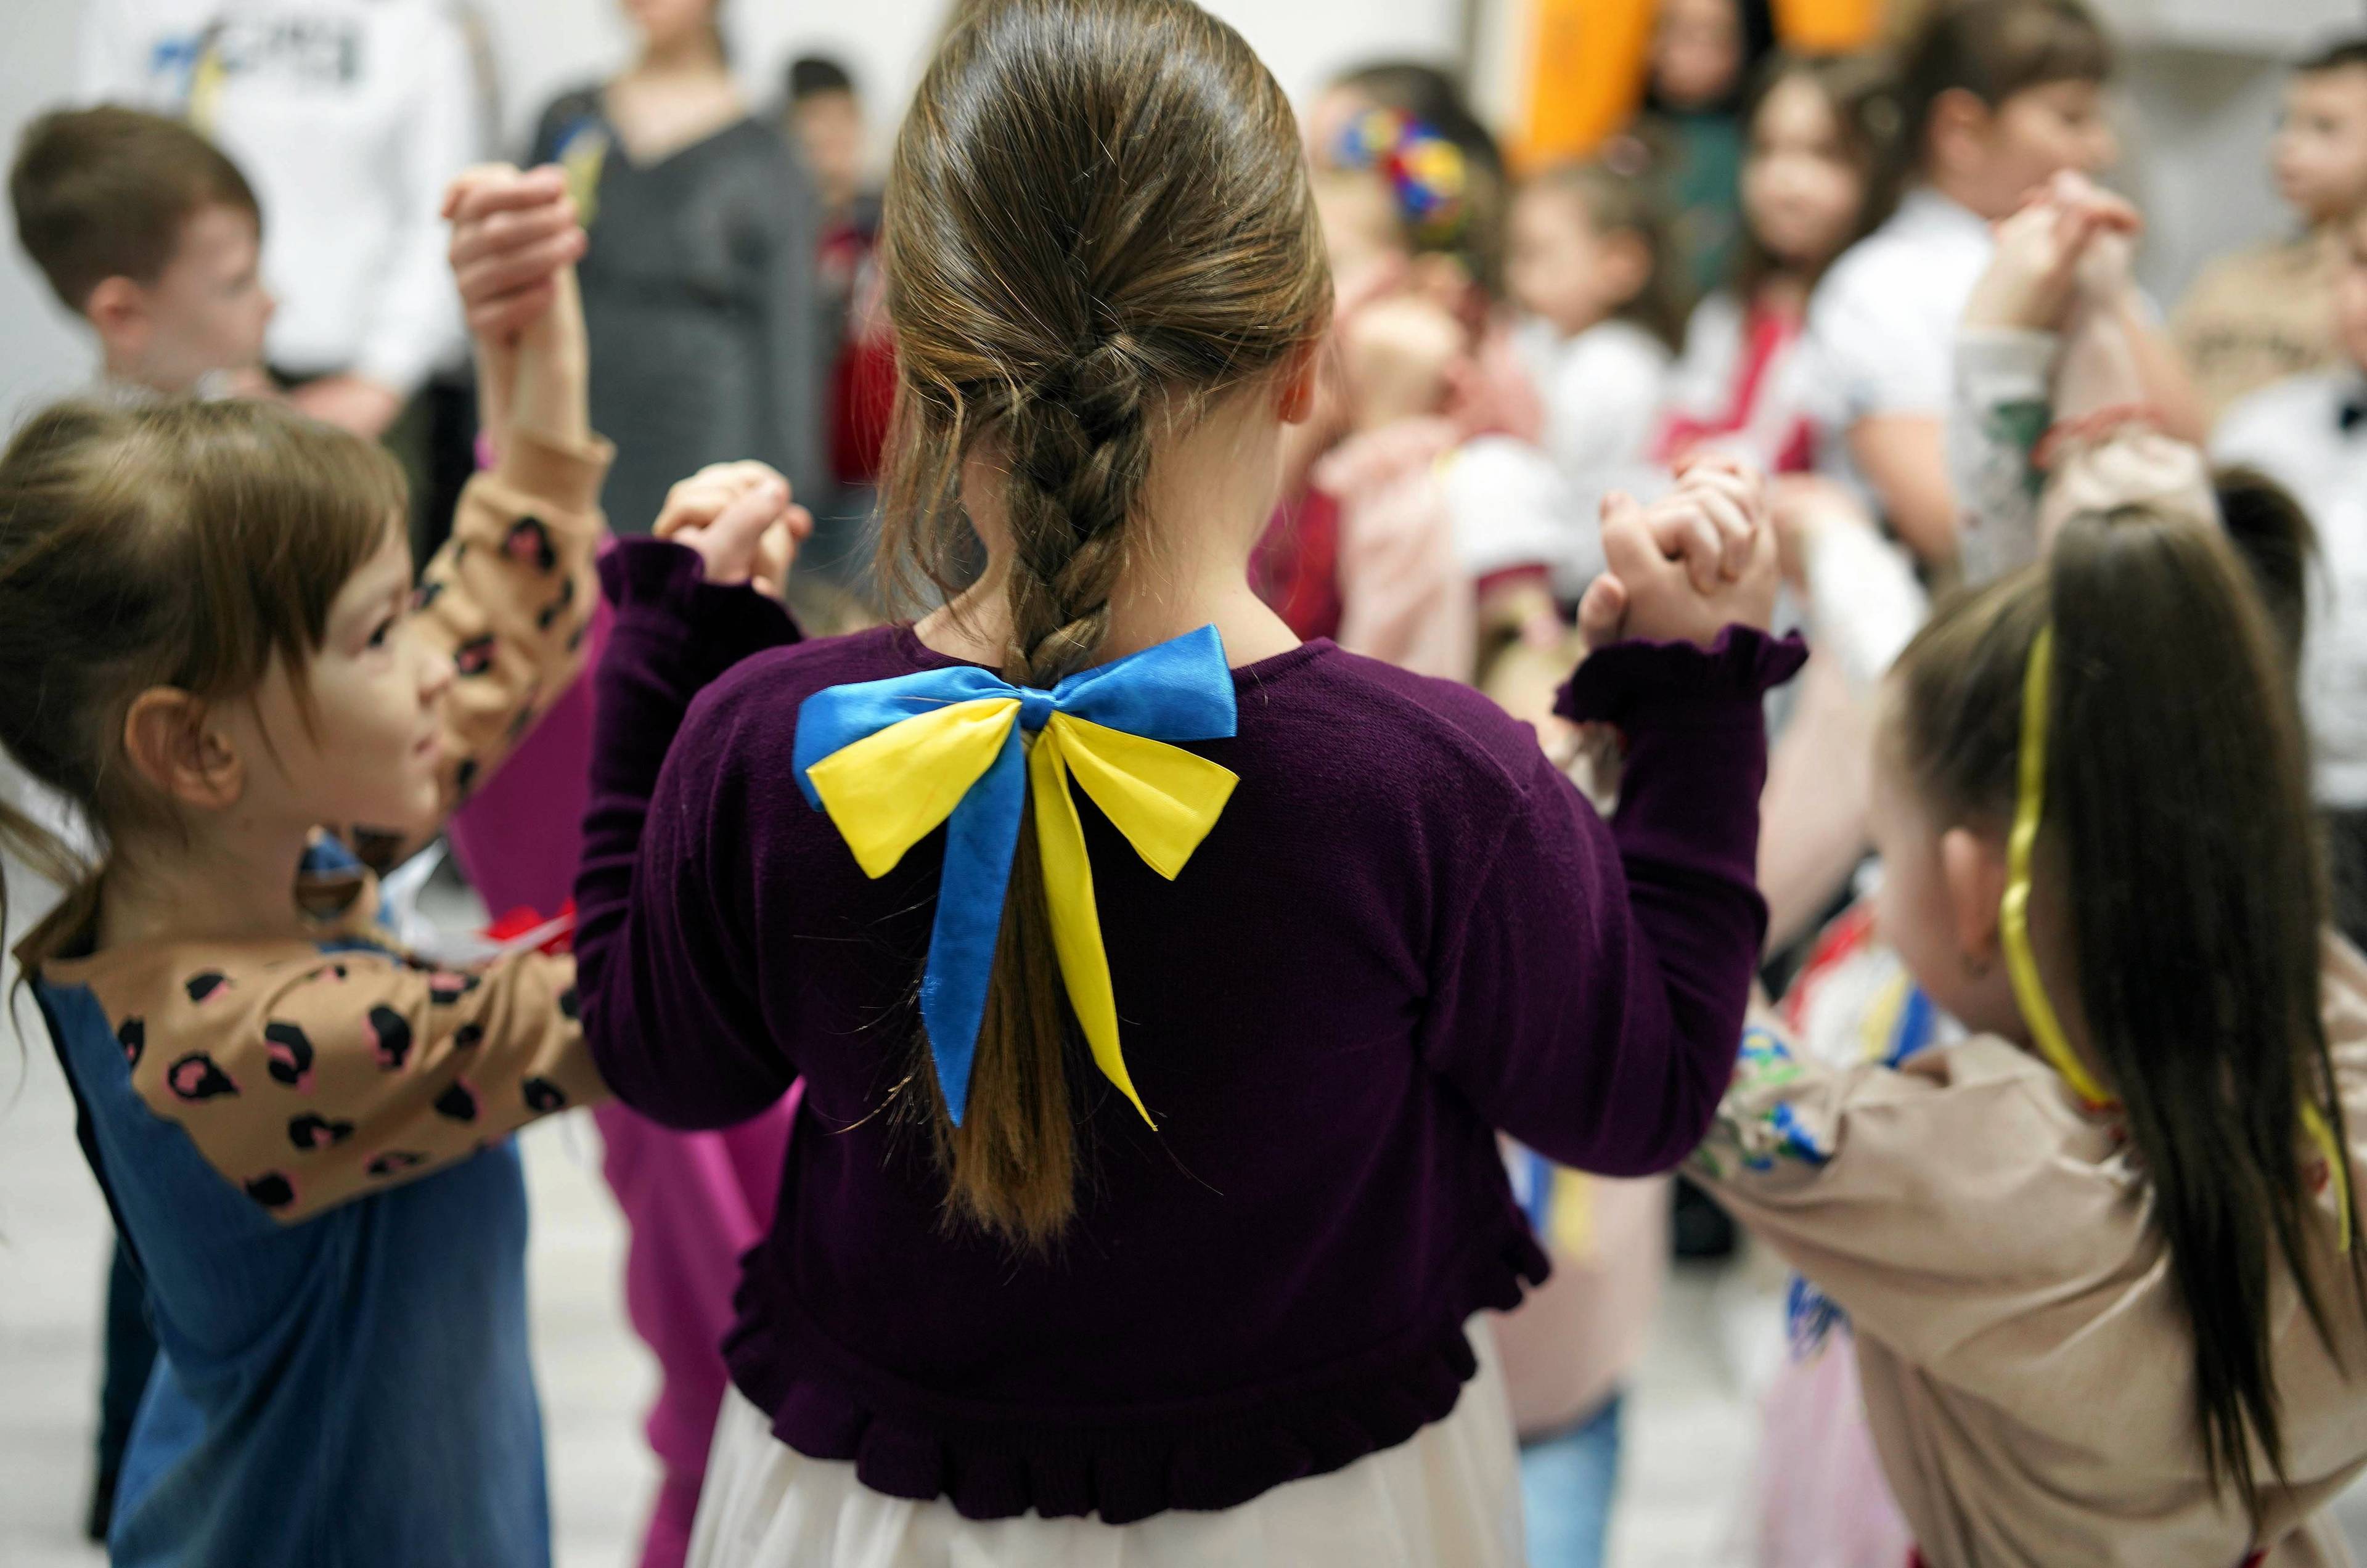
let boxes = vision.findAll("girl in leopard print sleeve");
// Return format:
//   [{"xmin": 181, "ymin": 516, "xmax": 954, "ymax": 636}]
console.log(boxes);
[{"xmin": 0, "ymin": 166, "xmax": 790, "ymax": 1568}]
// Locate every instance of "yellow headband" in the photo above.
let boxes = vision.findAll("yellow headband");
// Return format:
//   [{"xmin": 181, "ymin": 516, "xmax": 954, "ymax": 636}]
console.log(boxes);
[{"xmin": 2000, "ymin": 624, "xmax": 2351, "ymax": 1247}]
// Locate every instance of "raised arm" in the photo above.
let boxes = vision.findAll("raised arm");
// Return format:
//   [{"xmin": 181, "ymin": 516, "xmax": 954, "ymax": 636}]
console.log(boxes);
[
  {"xmin": 388, "ymin": 169, "xmax": 605, "ymax": 853},
  {"xmin": 1422, "ymin": 469, "xmax": 1805, "ymax": 1173},
  {"xmin": 573, "ymin": 472, "xmax": 811, "ymax": 1129}
]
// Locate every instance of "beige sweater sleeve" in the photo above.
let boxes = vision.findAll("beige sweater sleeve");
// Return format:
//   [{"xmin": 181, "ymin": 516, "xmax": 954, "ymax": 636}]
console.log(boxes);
[{"xmin": 1689, "ymin": 1021, "xmax": 2149, "ymax": 1392}]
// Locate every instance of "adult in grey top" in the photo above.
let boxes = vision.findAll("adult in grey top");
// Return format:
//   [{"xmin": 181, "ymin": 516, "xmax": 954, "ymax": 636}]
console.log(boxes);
[{"xmin": 529, "ymin": 6, "xmax": 824, "ymax": 536}]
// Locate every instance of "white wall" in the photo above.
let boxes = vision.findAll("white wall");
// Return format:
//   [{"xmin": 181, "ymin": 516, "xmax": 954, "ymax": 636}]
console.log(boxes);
[{"xmin": 1, "ymin": 0, "xmax": 107, "ymax": 430}]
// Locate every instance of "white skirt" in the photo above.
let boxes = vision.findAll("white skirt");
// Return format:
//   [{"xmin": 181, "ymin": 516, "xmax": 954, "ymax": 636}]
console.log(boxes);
[{"xmin": 686, "ymin": 1318, "xmax": 1525, "ymax": 1568}]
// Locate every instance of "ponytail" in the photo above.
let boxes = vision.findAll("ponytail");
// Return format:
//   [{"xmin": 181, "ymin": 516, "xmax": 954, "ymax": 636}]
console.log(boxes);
[
  {"xmin": 1895, "ymin": 506, "xmax": 2367, "ymax": 1521},
  {"xmin": 871, "ymin": 0, "xmax": 1328, "ymax": 1245}
]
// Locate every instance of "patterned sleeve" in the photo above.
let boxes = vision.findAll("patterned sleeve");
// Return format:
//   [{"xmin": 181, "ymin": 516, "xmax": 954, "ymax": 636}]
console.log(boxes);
[
  {"xmin": 1948, "ymin": 327, "xmax": 2058, "ymax": 587},
  {"xmin": 97, "ymin": 940, "xmax": 604, "ymax": 1225},
  {"xmin": 409, "ymin": 430, "xmax": 612, "ymax": 822}
]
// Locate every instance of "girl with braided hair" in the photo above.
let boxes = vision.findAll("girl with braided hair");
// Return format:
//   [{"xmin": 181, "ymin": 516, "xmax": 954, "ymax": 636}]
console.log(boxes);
[{"xmin": 571, "ymin": 1, "xmax": 1801, "ymax": 1561}]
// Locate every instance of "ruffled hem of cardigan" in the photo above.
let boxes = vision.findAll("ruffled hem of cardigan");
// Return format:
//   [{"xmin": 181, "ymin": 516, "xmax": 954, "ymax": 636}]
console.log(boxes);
[
  {"xmin": 1555, "ymin": 624, "xmax": 1807, "ymax": 728},
  {"xmin": 597, "ymin": 536, "xmax": 799, "ymax": 674},
  {"xmin": 721, "ymin": 1220, "xmax": 1549, "ymax": 1525}
]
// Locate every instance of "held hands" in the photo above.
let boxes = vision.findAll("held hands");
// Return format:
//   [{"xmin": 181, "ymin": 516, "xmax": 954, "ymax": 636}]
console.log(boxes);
[
  {"xmin": 1577, "ymin": 454, "xmax": 1779, "ymax": 653},
  {"xmin": 652, "ymin": 462, "xmax": 813, "ymax": 600},
  {"xmin": 444, "ymin": 165, "xmax": 591, "ymax": 455},
  {"xmin": 1963, "ymin": 171, "xmax": 2141, "ymax": 335}
]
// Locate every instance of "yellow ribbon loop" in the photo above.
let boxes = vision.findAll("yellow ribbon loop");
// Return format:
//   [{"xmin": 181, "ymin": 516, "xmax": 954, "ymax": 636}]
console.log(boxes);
[{"xmin": 805, "ymin": 698, "xmax": 1023, "ymax": 878}]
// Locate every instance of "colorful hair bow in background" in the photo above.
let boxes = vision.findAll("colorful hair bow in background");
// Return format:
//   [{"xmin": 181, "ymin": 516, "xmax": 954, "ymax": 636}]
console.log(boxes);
[
  {"xmin": 793, "ymin": 627, "xmax": 1240, "ymax": 1127},
  {"xmin": 1335, "ymin": 108, "xmax": 1473, "ymax": 249}
]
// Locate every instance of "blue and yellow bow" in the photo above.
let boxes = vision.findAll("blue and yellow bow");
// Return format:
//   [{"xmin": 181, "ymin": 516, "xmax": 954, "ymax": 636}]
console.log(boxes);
[{"xmin": 793, "ymin": 627, "xmax": 1240, "ymax": 1127}]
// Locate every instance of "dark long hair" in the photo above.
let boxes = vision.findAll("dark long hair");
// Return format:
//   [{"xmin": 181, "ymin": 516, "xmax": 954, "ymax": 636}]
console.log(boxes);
[
  {"xmin": 873, "ymin": 0, "xmax": 1328, "ymax": 1246},
  {"xmin": 1727, "ymin": 51, "xmax": 1910, "ymax": 302},
  {"xmin": 1892, "ymin": 505, "xmax": 2366, "ymax": 1520}
]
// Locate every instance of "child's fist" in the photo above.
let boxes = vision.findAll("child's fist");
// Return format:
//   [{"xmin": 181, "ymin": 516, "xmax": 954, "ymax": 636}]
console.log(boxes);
[
  {"xmin": 653, "ymin": 462, "xmax": 814, "ymax": 600},
  {"xmin": 1583, "ymin": 480, "xmax": 1778, "ymax": 652},
  {"xmin": 446, "ymin": 164, "xmax": 586, "ymax": 344}
]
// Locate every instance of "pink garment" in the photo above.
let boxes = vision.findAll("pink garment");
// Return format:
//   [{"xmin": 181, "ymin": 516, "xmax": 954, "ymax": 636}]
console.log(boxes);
[
  {"xmin": 446, "ymin": 579, "xmax": 799, "ymax": 1568},
  {"xmin": 594, "ymin": 1093, "xmax": 797, "ymax": 1568},
  {"xmin": 1748, "ymin": 1336, "xmax": 1916, "ymax": 1568},
  {"xmin": 1490, "ymin": 1175, "xmax": 1669, "ymax": 1439},
  {"xmin": 1310, "ymin": 417, "xmax": 1478, "ymax": 682}
]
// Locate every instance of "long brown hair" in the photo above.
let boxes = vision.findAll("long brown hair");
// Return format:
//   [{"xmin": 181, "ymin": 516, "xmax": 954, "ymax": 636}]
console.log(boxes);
[
  {"xmin": 1891, "ymin": 505, "xmax": 2366, "ymax": 1521},
  {"xmin": 1728, "ymin": 51, "xmax": 1909, "ymax": 302},
  {"xmin": 0, "ymin": 398, "xmax": 403, "ymax": 978},
  {"xmin": 873, "ymin": 0, "xmax": 1328, "ymax": 1246}
]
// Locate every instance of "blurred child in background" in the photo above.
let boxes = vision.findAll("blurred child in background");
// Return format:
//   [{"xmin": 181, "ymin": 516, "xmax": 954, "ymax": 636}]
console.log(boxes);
[
  {"xmin": 2214, "ymin": 198, "xmax": 2367, "ymax": 952},
  {"xmin": 784, "ymin": 54, "xmax": 894, "ymax": 573},
  {"xmin": 1802, "ymin": 0, "xmax": 2197, "ymax": 566},
  {"xmin": 1659, "ymin": 53, "xmax": 1903, "ymax": 479},
  {"xmin": 11, "ymin": 106, "xmax": 273, "ymax": 406},
  {"xmin": 1508, "ymin": 158, "xmax": 1686, "ymax": 562},
  {"xmin": 2177, "ymin": 38, "xmax": 2367, "ymax": 425},
  {"xmin": 1634, "ymin": 0, "xmax": 1778, "ymax": 297}
]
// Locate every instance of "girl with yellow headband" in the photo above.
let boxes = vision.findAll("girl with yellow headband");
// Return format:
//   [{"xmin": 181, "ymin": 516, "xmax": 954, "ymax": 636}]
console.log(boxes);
[{"xmin": 1690, "ymin": 483, "xmax": 2367, "ymax": 1562}]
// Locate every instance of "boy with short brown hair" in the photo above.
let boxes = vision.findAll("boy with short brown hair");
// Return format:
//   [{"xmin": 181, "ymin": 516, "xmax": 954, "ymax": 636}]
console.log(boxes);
[{"xmin": 11, "ymin": 105, "xmax": 272, "ymax": 398}]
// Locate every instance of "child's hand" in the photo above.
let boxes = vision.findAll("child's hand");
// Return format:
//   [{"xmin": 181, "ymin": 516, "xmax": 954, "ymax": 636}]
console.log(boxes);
[
  {"xmin": 653, "ymin": 462, "xmax": 813, "ymax": 599},
  {"xmin": 1579, "ymin": 476, "xmax": 1778, "ymax": 652},
  {"xmin": 1963, "ymin": 174, "xmax": 2139, "ymax": 335},
  {"xmin": 446, "ymin": 165, "xmax": 584, "ymax": 345},
  {"xmin": 447, "ymin": 165, "xmax": 589, "ymax": 459}
]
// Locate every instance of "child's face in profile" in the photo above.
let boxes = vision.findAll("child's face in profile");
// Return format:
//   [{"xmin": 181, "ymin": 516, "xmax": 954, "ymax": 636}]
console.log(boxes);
[
  {"xmin": 1742, "ymin": 75, "xmax": 1866, "ymax": 276},
  {"xmin": 1958, "ymin": 80, "xmax": 2117, "ymax": 220},
  {"xmin": 1314, "ymin": 168, "xmax": 1408, "ymax": 302},
  {"xmin": 1867, "ymin": 708, "xmax": 2024, "ymax": 1041},
  {"xmin": 2275, "ymin": 66, "xmax": 2367, "ymax": 227},
  {"xmin": 128, "ymin": 202, "xmax": 273, "ymax": 393},
  {"xmin": 1653, "ymin": 0, "xmax": 1744, "ymax": 112},
  {"xmin": 1507, "ymin": 186, "xmax": 1640, "ymax": 339},
  {"xmin": 229, "ymin": 518, "xmax": 453, "ymax": 841}
]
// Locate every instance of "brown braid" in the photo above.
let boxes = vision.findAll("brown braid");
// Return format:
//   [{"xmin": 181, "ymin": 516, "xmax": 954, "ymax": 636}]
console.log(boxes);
[{"xmin": 871, "ymin": 0, "xmax": 1330, "ymax": 1246}]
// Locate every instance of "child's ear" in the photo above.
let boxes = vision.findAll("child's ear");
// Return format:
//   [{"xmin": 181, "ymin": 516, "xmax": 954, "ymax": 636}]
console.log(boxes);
[
  {"xmin": 122, "ymin": 688, "xmax": 245, "ymax": 811},
  {"xmin": 1928, "ymin": 88, "xmax": 1995, "ymax": 184},
  {"xmin": 1598, "ymin": 230, "xmax": 1654, "ymax": 310},
  {"xmin": 83, "ymin": 276, "xmax": 150, "ymax": 355},
  {"xmin": 1939, "ymin": 825, "xmax": 2009, "ymax": 970}
]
